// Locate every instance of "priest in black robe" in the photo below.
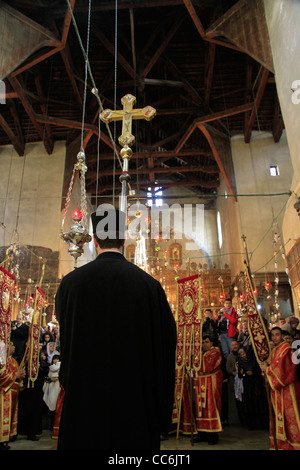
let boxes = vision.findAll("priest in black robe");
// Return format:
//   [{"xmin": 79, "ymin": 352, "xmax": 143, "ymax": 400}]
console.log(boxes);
[{"xmin": 55, "ymin": 208, "xmax": 177, "ymax": 450}]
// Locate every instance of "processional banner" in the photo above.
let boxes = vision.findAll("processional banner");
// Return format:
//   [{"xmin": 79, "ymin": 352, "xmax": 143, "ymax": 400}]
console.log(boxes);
[
  {"xmin": 23, "ymin": 287, "xmax": 44, "ymax": 387},
  {"xmin": 0, "ymin": 267, "xmax": 15, "ymax": 374},
  {"xmin": 244, "ymin": 261, "xmax": 271, "ymax": 363},
  {"xmin": 174, "ymin": 274, "xmax": 202, "ymax": 436}
]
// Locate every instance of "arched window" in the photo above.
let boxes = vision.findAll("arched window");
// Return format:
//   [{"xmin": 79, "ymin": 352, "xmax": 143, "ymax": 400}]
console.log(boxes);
[{"xmin": 147, "ymin": 186, "xmax": 163, "ymax": 207}]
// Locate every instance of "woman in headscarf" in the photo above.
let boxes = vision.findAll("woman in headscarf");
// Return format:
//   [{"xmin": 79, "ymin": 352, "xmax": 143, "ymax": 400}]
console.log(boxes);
[{"xmin": 46, "ymin": 341, "xmax": 58, "ymax": 365}]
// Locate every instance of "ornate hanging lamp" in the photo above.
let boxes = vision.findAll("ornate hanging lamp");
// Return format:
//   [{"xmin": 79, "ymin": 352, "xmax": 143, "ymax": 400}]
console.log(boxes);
[
  {"xmin": 59, "ymin": 1, "xmax": 93, "ymax": 268},
  {"xmin": 59, "ymin": 150, "xmax": 92, "ymax": 268}
]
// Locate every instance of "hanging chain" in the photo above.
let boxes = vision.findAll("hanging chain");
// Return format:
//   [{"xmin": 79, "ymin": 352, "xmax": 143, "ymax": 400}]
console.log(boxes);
[
  {"xmin": 80, "ymin": 163, "xmax": 88, "ymax": 228},
  {"xmin": 62, "ymin": 0, "xmax": 91, "ymax": 232},
  {"xmin": 80, "ymin": 0, "xmax": 91, "ymax": 151},
  {"xmin": 61, "ymin": 167, "xmax": 76, "ymax": 231}
]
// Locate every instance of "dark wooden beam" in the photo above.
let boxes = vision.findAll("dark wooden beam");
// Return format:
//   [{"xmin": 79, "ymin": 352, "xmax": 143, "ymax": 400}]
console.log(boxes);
[
  {"xmin": 0, "ymin": 2, "xmax": 60, "ymax": 79},
  {"xmin": 142, "ymin": 16, "xmax": 184, "ymax": 78},
  {"xmin": 34, "ymin": 74, "xmax": 54, "ymax": 153},
  {"xmin": 86, "ymin": 148, "xmax": 214, "ymax": 164},
  {"xmin": 158, "ymin": 179, "xmax": 219, "ymax": 190},
  {"xmin": 87, "ymin": 162, "xmax": 219, "ymax": 184},
  {"xmin": 8, "ymin": 97, "xmax": 25, "ymax": 153},
  {"xmin": 0, "ymin": 113, "xmax": 24, "ymax": 156},
  {"xmin": 244, "ymin": 67, "xmax": 269, "ymax": 143},
  {"xmin": 183, "ymin": 0, "xmax": 241, "ymax": 52},
  {"xmin": 49, "ymin": 18, "xmax": 83, "ymax": 109},
  {"xmin": 8, "ymin": 76, "xmax": 53, "ymax": 154},
  {"xmin": 60, "ymin": 48, "xmax": 83, "ymax": 108},
  {"xmin": 204, "ymin": 42, "xmax": 216, "ymax": 110},
  {"xmin": 182, "ymin": 0, "xmax": 205, "ymax": 39},
  {"xmin": 198, "ymin": 124, "xmax": 237, "ymax": 202},
  {"xmin": 205, "ymin": 0, "xmax": 274, "ymax": 73},
  {"xmin": 146, "ymin": 131, "xmax": 183, "ymax": 151},
  {"xmin": 148, "ymin": 155, "xmax": 155, "ymax": 183},
  {"xmin": 73, "ymin": 1, "xmax": 184, "ymax": 12},
  {"xmin": 244, "ymin": 57, "xmax": 252, "ymax": 134},
  {"xmin": 35, "ymin": 113, "xmax": 117, "ymax": 151},
  {"xmin": 87, "ymin": 177, "xmax": 219, "ymax": 194},
  {"xmin": 175, "ymin": 102, "xmax": 254, "ymax": 153},
  {"xmin": 92, "ymin": 26, "xmax": 137, "ymax": 80},
  {"xmin": 9, "ymin": 0, "xmax": 75, "ymax": 77},
  {"xmin": 163, "ymin": 56, "xmax": 204, "ymax": 107}
]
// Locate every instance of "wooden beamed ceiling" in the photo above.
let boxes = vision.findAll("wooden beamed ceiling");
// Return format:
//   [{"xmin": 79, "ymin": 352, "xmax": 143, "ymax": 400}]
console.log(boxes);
[{"xmin": 0, "ymin": 0, "xmax": 283, "ymax": 206}]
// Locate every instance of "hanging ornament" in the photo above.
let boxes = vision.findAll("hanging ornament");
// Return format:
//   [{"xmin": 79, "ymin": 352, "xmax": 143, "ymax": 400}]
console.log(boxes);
[
  {"xmin": 264, "ymin": 266, "xmax": 272, "ymax": 292},
  {"xmin": 265, "ymin": 280, "xmax": 272, "ymax": 292},
  {"xmin": 218, "ymin": 275, "xmax": 225, "ymax": 300},
  {"xmin": 59, "ymin": 151, "xmax": 92, "ymax": 268},
  {"xmin": 134, "ymin": 202, "xmax": 142, "ymax": 219},
  {"xmin": 58, "ymin": 3, "xmax": 94, "ymax": 268}
]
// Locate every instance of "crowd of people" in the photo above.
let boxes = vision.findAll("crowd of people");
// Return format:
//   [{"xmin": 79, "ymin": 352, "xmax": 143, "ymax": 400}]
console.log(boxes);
[
  {"xmin": 0, "ymin": 318, "xmax": 61, "ymax": 450},
  {"xmin": 2, "ymin": 208, "xmax": 300, "ymax": 451},
  {"xmin": 188, "ymin": 302, "xmax": 300, "ymax": 449},
  {"xmin": 1, "ymin": 299, "xmax": 300, "ymax": 450}
]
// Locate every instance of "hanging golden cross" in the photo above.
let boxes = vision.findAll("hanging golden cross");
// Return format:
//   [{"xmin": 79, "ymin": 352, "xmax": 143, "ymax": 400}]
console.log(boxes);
[{"xmin": 100, "ymin": 94, "xmax": 156, "ymax": 146}]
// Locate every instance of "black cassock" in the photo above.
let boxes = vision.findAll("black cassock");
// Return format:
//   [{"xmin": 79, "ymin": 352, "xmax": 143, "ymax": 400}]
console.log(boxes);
[{"xmin": 55, "ymin": 251, "xmax": 177, "ymax": 450}]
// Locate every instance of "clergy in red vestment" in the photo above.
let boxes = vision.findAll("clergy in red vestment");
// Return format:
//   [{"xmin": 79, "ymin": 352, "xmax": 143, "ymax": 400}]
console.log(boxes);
[
  {"xmin": 260, "ymin": 326, "xmax": 300, "ymax": 450},
  {"xmin": 0, "ymin": 341, "xmax": 25, "ymax": 448},
  {"xmin": 193, "ymin": 335, "xmax": 223, "ymax": 445}
]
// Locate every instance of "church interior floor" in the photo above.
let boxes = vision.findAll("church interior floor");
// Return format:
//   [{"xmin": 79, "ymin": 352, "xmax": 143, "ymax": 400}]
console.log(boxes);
[
  {"xmin": 162, "ymin": 426, "xmax": 269, "ymax": 450},
  {"xmin": 7, "ymin": 425, "xmax": 269, "ymax": 451}
]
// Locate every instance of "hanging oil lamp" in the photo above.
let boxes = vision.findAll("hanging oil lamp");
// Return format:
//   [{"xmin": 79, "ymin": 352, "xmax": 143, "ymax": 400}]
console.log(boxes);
[
  {"xmin": 60, "ymin": 209, "xmax": 91, "ymax": 267},
  {"xmin": 59, "ymin": 150, "xmax": 92, "ymax": 268},
  {"xmin": 265, "ymin": 279, "xmax": 272, "ymax": 292}
]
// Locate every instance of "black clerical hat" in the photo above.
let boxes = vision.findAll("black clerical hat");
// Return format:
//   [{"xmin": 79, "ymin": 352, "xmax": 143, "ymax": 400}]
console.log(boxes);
[{"xmin": 91, "ymin": 207, "xmax": 126, "ymax": 240}]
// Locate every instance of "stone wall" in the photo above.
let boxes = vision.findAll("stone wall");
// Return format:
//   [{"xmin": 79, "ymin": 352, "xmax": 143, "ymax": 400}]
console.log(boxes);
[{"xmin": 264, "ymin": 0, "xmax": 300, "ymax": 313}]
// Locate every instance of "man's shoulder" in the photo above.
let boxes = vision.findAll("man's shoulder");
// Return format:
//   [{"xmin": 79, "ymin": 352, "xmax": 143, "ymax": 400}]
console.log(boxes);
[
  {"xmin": 276, "ymin": 340, "xmax": 292, "ymax": 354},
  {"xmin": 58, "ymin": 258, "xmax": 98, "ymax": 286},
  {"xmin": 59, "ymin": 254, "xmax": 160, "ymax": 287},
  {"xmin": 124, "ymin": 260, "xmax": 161, "ymax": 286},
  {"xmin": 208, "ymin": 346, "xmax": 222, "ymax": 357}
]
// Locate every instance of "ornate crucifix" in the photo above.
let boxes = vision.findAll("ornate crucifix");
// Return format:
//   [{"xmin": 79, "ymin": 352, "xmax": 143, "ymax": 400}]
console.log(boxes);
[
  {"xmin": 100, "ymin": 93, "xmax": 156, "ymax": 146},
  {"xmin": 100, "ymin": 94, "xmax": 156, "ymax": 212}
]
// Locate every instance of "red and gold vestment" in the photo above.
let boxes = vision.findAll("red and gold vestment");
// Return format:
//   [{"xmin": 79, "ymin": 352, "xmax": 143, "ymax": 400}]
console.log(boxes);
[
  {"xmin": 193, "ymin": 346, "xmax": 223, "ymax": 433},
  {"xmin": 266, "ymin": 341, "xmax": 300, "ymax": 450},
  {"xmin": 0, "ymin": 356, "xmax": 20, "ymax": 443}
]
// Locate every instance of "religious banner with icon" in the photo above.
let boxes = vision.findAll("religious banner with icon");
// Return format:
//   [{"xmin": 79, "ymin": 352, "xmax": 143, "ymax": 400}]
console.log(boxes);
[
  {"xmin": 0, "ymin": 267, "xmax": 15, "ymax": 374},
  {"xmin": 244, "ymin": 261, "xmax": 271, "ymax": 363},
  {"xmin": 23, "ymin": 287, "xmax": 45, "ymax": 387},
  {"xmin": 174, "ymin": 274, "xmax": 202, "ymax": 437},
  {"xmin": 176, "ymin": 274, "xmax": 202, "ymax": 368}
]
